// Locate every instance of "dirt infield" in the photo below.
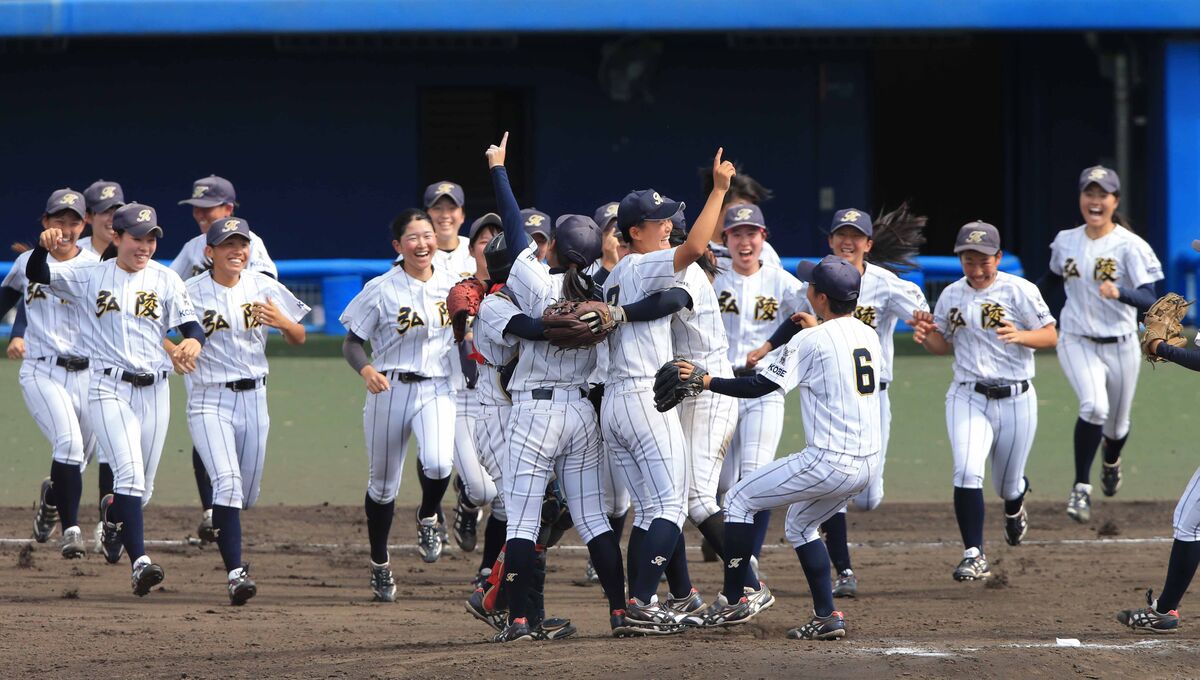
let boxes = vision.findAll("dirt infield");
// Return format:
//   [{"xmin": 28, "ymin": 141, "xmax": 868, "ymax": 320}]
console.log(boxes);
[{"xmin": 1, "ymin": 500, "xmax": 1196, "ymax": 679}]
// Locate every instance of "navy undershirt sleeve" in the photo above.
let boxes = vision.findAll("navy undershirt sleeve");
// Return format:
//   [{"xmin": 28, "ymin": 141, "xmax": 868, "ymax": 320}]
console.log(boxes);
[
  {"xmin": 708, "ymin": 374, "xmax": 780, "ymax": 399},
  {"xmin": 622, "ymin": 288, "xmax": 692, "ymax": 322},
  {"xmin": 1036, "ymin": 270, "xmax": 1066, "ymax": 320},
  {"xmin": 26, "ymin": 246, "xmax": 50, "ymax": 284},
  {"xmin": 766, "ymin": 318, "xmax": 802, "ymax": 351},
  {"xmin": 1156, "ymin": 342, "xmax": 1200, "ymax": 372},
  {"xmin": 1116, "ymin": 282, "xmax": 1158, "ymax": 314},
  {"xmin": 0, "ymin": 286, "xmax": 20, "ymax": 320},
  {"xmin": 11, "ymin": 300, "xmax": 27, "ymax": 338},
  {"xmin": 177, "ymin": 321, "xmax": 206, "ymax": 345},
  {"xmin": 504, "ymin": 314, "xmax": 546, "ymax": 340},
  {"xmin": 490, "ymin": 166, "xmax": 528, "ymax": 263}
]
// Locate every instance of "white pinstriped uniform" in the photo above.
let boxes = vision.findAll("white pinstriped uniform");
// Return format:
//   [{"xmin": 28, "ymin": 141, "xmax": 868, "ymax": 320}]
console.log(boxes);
[
  {"xmin": 184, "ymin": 272, "xmax": 309, "ymax": 508},
  {"xmin": 464, "ymin": 291, "xmax": 522, "ymax": 522},
  {"xmin": 724, "ymin": 316, "xmax": 882, "ymax": 546},
  {"xmin": 171, "ymin": 231, "xmax": 277, "ymax": 280},
  {"xmin": 1049, "ymin": 225, "xmax": 1162, "ymax": 440},
  {"xmin": 44, "ymin": 259, "xmax": 197, "ymax": 503},
  {"xmin": 712, "ymin": 263, "xmax": 809, "ymax": 498},
  {"xmin": 838, "ymin": 263, "xmax": 929, "ymax": 511},
  {"xmin": 1173, "ymin": 335, "xmax": 1200, "ymax": 540},
  {"xmin": 933, "ymin": 272, "xmax": 1054, "ymax": 499},
  {"xmin": 77, "ymin": 236, "xmax": 104, "ymax": 257},
  {"xmin": 502, "ymin": 243, "xmax": 609, "ymax": 544},
  {"xmin": 671, "ymin": 263, "xmax": 738, "ymax": 525},
  {"xmin": 602, "ymin": 247, "xmax": 689, "ymax": 530},
  {"xmin": 587, "ymin": 336, "xmax": 631, "ymax": 519},
  {"xmin": 4, "ymin": 248, "xmax": 100, "ymax": 467},
  {"xmin": 339, "ymin": 264, "xmax": 457, "ymax": 504}
]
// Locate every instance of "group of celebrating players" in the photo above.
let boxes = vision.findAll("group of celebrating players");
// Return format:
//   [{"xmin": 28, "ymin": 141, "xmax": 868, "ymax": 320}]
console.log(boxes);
[{"xmin": 5, "ymin": 132, "xmax": 1200, "ymax": 641}]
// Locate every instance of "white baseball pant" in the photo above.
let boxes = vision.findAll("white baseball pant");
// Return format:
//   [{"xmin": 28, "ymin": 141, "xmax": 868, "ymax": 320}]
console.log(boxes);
[
  {"xmin": 719, "ymin": 392, "xmax": 786, "ymax": 496},
  {"xmin": 1057, "ymin": 332, "xmax": 1140, "ymax": 440},
  {"xmin": 472, "ymin": 403, "xmax": 508, "ymax": 521},
  {"xmin": 89, "ymin": 370, "xmax": 171, "ymax": 504},
  {"xmin": 187, "ymin": 383, "xmax": 269, "ymax": 509},
  {"xmin": 679, "ymin": 390, "xmax": 737, "ymax": 524},
  {"xmin": 1172, "ymin": 465, "xmax": 1200, "ymax": 541},
  {"xmin": 601, "ymin": 381, "xmax": 688, "ymax": 530},
  {"xmin": 363, "ymin": 377, "xmax": 455, "ymax": 504},
  {"xmin": 947, "ymin": 382, "xmax": 1037, "ymax": 500},
  {"xmin": 454, "ymin": 389, "xmax": 497, "ymax": 508},
  {"xmin": 19, "ymin": 359, "xmax": 97, "ymax": 467}
]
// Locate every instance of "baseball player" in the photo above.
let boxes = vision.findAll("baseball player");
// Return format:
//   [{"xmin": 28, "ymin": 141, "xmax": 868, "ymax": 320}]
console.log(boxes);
[
  {"xmin": 2, "ymin": 189, "xmax": 100, "ymax": 559},
  {"xmin": 339, "ymin": 208, "xmax": 458, "ymax": 598},
  {"xmin": 28, "ymin": 202, "xmax": 204, "ymax": 596},
  {"xmin": 1116, "ymin": 265, "xmax": 1200, "ymax": 631},
  {"xmin": 175, "ymin": 175, "xmax": 278, "ymax": 545},
  {"xmin": 485, "ymin": 133, "xmax": 627, "ymax": 642},
  {"xmin": 1042, "ymin": 167, "xmax": 1162, "ymax": 522},
  {"xmin": 676, "ymin": 254, "xmax": 880, "ymax": 640},
  {"xmin": 79, "ymin": 179, "xmax": 123, "ymax": 257},
  {"xmin": 911, "ymin": 222, "xmax": 1057, "ymax": 581},
  {"xmin": 702, "ymin": 167, "xmax": 782, "ymax": 269},
  {"xmin": 180, "ymin": 217, "xmax": 309, "ymax": 605}
]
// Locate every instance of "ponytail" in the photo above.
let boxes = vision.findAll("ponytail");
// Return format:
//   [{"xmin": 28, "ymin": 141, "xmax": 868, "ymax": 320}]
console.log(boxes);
[
  {"xmin": 696, "ymin": 248, "xmax": 722, "ymax": 280},
  {"xmin": 560, "ymin": 264, "xmax": 594, "ymax": 302},
  {"xmin": 101, "ymin": 242, "xmax": 118, "ymax": 261},
  {"xmin": 11, "ymin": 242, "xmax": 32, "ymax": 254},
  {"xmin": 1112, "ymin": 210, "xmax": 1134, "ymax": 232}
]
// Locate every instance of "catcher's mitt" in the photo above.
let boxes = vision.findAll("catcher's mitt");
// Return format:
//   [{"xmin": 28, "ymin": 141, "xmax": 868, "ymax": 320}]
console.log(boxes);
[
  {"xmin": 1142, "ymin": 292, "xmax": 1191, "ymax": 363},
  {"xmin": 653, "ymin": 359, "xmax": 708, "ymax": 412},
  {"xmin": 447, "ymin": 277, "xmax": 486, "ymax": 343},
  {"xmin": 542, "ymin": 300, "xmax": 618, "ymax": 349}
]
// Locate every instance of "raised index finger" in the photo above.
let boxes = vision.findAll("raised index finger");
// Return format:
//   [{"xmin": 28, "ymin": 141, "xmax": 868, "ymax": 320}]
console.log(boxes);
[
  {"xmin": 714, "ymin": 147, "xmax": 724, "ymax": 168},
  {"xmin": 499, "ymin": 131, "xmax": 509, "ymax": 150}
]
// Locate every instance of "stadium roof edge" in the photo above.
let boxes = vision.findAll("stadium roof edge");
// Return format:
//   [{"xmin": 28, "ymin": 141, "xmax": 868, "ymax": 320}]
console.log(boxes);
[{"xmin": 3, "ymin": 0, "xmax": 1200, "ymax": 37}]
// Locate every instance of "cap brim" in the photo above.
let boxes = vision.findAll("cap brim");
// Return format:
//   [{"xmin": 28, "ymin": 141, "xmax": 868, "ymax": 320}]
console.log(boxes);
[
  {"xmin": 123, "ymin": 225, "xmax": 164, "ymax": 238},
  {"xmin": 645, "ymin": 201, "xmax": 684, "ymax": 222},
  {"xmin": 795, "ymin": 260, "xmax": 817, "ymax": 283},
  {"xmin": 723, "ymin": 221, "xmax": 767, "ymax": 232},
  {"xmin": 89, "ymin": 199, "xmax": 124, "ymax": 213},
  {"xmin": 208, "ymin": 231, "xmax": 250, "ymax": 247},
  {"xmin": 47, "ymin": 206, "xmax": 86, "ymax": 219},
  {"xmin": 425, "ymin": 192, "xmax": 463, "ymax": 208},
  {"xmin": 832, "ymin": 221, "xmax": 872, "ymax": 236},
  {"xmin": 953, "ymin": 244, "xmax": 1000, "ymax": 255},
  {"xmin": 1079, "ymin": 180, "xmax": 1120, "ymax": 193},
  {"xmin": 179, "ymin": 198, "xmax": 226, "ymax": 207}
]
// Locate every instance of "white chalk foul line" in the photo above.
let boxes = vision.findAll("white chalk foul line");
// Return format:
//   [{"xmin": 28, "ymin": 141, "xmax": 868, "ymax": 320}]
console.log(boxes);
[{"xmin": 857, "ymin": 639, "xmax": 1194, "ymax": 658}]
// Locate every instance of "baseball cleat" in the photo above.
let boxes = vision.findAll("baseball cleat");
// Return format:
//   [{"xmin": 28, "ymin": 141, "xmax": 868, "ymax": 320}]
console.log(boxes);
[
  {"xmin": 436, "ymin": 508, "xmax": 449, "ymax": 545},
  {"xmin": 584, "ymin": 559, "xmax": 600, "ymax": 585},
  {"xmin": 197, "ymin": 510, "xmax": 218, "ymax": 545},
  {"xmin": 228, "ymin": 565, "xmax": 257, "ymax": 606},
  {"xmin": 952, "ymin": 548, "xmax": 991, "ymax": 582},
  {"xmin": 491, "ymin": 617, "xmax": 533, "ymax": 643},
  {"xmin": 465, "ymin": 589, "xmax": 506, "ymax": 631},
  {"xmin": 60, "ymin": 526, "xmax": 86, "ymax": 560},
  {"xmin": 700, "ymin": 593, "xmax": 755, "ymax": 627},
  {"xmin": 833, "ymin": 569, "xmax": 858, "ymax": 598},
  {"xmin": 92, "ymin": 521, "xmax": 105, "ymax": 555},
  {"xmin": 623, "ymin": 597, "xmax": 691, "ymax": 634},
  {"xmin": 787, "ymin": 611, "xmax": 847, "ymax": 640},
  {"xmin": 1116, "ymin": 589, "xmax": 1180, "ymax": 633},
  {"xmin": 610, "ymin": 609, "xmax": 648, "ymax": 637},
  {"xmin": 1004, "ymin": 507, "xmax": 1029, "ymax": 546},
  {"xmin": 32, "ymin": 478, "xmax": 58, "ymax": 543},
  {"xmin": 745, "ymin": 581, "xmax": 776, "ymax": 615},
  {"xmin": 98, "ymin": 494, "xmax": 124, "ymax": 564},
  {"xmin": 471, "ymin": 568, "xmax": 492, "ymax": 592},
  {"xmin": 370, "ymin": 561, "xmax": 397, "ymax": 602},
  {"xmin": 665, "ymin": 587, "xmax": 706, "ymax": 616},
  {"xmin": 1066, "ymin": 483, "xmax": 1092, "ymax": 523},
  {"xmin": 531, "ymin": 617, "xmax": 576, "ymax": 640},
  {"xmin": 1101, "ymin": 459, "xmax": 1123, "ymax": 497},
  {"xmin": 452, "ymin": 492, "xmax": 481, "ymax": 553},
  {"xmin": 131, "ymin": 560, "xmax": 165, "ymax": 597},
  {"xmin": 416, "ymin": 514, "xmax": 443, "ymax": 563}
]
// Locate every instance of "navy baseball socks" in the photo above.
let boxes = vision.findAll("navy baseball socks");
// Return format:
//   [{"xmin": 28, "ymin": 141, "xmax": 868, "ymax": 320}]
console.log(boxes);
[
  {"xmin": 795, "ymin": 539, "xmax": 837, "ymax": 617},
  {"xmin": 751, "ymin": 510, "xmax": 772, "ymax": 557},
  {"xmin": 626, "ymin": 526, "xmax": 646, "ymax": 590},
  {"xmin": 721, "ymin": 521, "xmax": 757, "ymax": 603},
  {"xmin": 697, "ymin": 512, "xmax": 758, "ymax": 590},
  {"xmin": 821, "ymin": 513, "xmax": 852, "ymax": 574},
  {"xmin": 501, "ymin": 538, "xmax": 536, "ymax": 621},
  {"xmin": 1157, "ymin": 539, "xmax": 1200, "ymax": 614},
  {"xmin": 111, "ymin": 494, "xmax": 147, "ymax": 563},
  {"xmin": 49, "ymin": 461, "xmax": 82, "ymax": 534},
  {"xmin": 584, "ymin": 531, "xmax": 627, "ymax": 612},
  {"xmin": 953, "ymin": 486, "xmax": 985, "ymax": 551},
  {"xmin": 663, "ymin": 533, "xmax": 693, "ymax": 598},
  {"xmin": 416, "ymin": 466, "xmax": 450, "ymax": 521},
  {"xmin": 363, "ymin": 495, "xmax": 395, "ymax": 565},
  {"xmin": 192, "ymin": 447, "xmax": 213, "ymax": 510},
  {"xmin": 211, "ymin": 505, "xmax": 243, "ymax": 572},
  {"xmin": 98, "ymin": 463, "xmax": 114, "ymax": 498},
  {"xmin": 480, "ymin": 515, "xmax": 507, "ymax": 574},
  {"xmin": 1072, "ymin": 418, "xmax": 1104, "ymax": 484},
  {"xmin": 630, "ymin": 518, "xmax": 681, "ymax": 602}
]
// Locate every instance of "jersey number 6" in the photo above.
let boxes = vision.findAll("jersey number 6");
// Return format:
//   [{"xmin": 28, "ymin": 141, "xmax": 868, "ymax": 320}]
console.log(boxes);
[{"xmin": 852, "ymin": 348, "xmax": 875, "ymax": 395}]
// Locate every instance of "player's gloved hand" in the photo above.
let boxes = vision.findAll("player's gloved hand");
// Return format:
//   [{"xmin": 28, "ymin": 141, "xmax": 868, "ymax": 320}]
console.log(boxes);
[
  {"xmin": 173, "ymin": 338, "xmax": 202, "ymax": 374},
  {"xmin": 361, "ymin": 366, "xmax": 391, "ymax": 394},
  {"xmin": 6, "ymin": 337, "xmax": 25, "ymax": 360},
  {"xmin": 542, "ymin": 300, "xmax": 618, "ymax": 349},
  {"xmin": 1141, "ymin": 292, "xmax": 1191, "ymax": 363},
  {"xmin": 580, "ymin": 304, "xmax": 626, "ymax": 334},
  {"xmin": 653, "ymin": 359, "xmax": 708, "ymax": 412},
  {"xmin": 486, "ymin": 131, "xmax": 508, "ymax": 168}
]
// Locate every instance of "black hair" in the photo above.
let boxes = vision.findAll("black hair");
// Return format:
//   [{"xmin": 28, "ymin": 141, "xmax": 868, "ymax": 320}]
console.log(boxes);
[
  {"xmin": 828, "ymin": 297, "xmax": 857, "ymax": 315},
  {"xmin": 11, "ymin": 242, "xmax": 31, "ymax": 254},
  {"xmin": 560, "ymin": 264, "xmax": 595, "ymax": 302},
  {"xmin": 697, "ymin": 248, "xmax": 722, "ymax": 279},
  {"xmin": 390, "ymin": 208, "xmax": 432, "ymax": 242},
  {"xmin": 699, "ymin": 162, "xmax": 774, "ymax": 207},
  {"xmin": 1112, "ymin": 193, "xmax": 1134, "ymax": 232},
  {"xmin": 101, "ymin": 242, "xmax": 118, "ymax": 261},
  {"xmin": 866, "ymin": 202, "xmax": 927, "ymax": 273}
]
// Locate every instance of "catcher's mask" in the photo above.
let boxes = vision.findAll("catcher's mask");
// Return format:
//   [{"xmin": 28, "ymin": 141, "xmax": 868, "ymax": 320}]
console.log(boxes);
[{"xmin": 484, "ymin": 232, "xmax": 511, "ymax": 284}]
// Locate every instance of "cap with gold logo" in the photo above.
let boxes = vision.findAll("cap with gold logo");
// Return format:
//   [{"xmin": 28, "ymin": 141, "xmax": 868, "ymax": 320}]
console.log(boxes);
[
  {"xmin": 423, "ymin": 181, "xmax": 465, "ymax": 209},
  {"xmin": 84, "ymin": 180, "xmax": 125, "ymax": 214},
  {"xmin": 953, "ymin": 221, "xmax": 1001, "ymax": 256},
  {"xmin": 830, "ymin": 208, "xmax": 873, "ymax": 237},
  {"xmin": 206, "ymin": 217, "xmax": 251, "ymax": 246},
  {"xmin": 113, "ymin": 202, "xmax": 164, "ymax": 238},
  {"xmin": 592, "ymin": 202, "xmax": 620, "ymax": 231},
  {"xmin": 45, "ymin": 188, "xmax": 86, "ymax": 219},
  {"xmin": 468, "ymin": 212, "xmax": 503, "ymax": 244},
  {"xmin": 722, "ymin": 203, "xmax": 767, "ymax": 232},
  {"xmin": 1078, "ymin": 165, "xmax": 1120, "ymax": 193},
  {"xmin": 179, "ymin": 175, "xmax": 237, "ymax": 208},
  {"xmin": 520, "ymin": 207, "xmax": 552, "ymax": 241},
  {"xmin": 617, "ymin": 189, "xmax": 685, "ymax": 231}
]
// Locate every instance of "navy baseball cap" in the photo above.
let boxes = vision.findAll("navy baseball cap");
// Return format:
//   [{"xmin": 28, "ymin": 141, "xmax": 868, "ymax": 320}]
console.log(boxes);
[
  {"xmin": 617, "ymin": 189, "xmax": 685, "ymax": 231},
  {"xmin": 84, "ymin": 180, "xmax": 124, "ymax": 214},
  {"xmin": 45, "ymin": 188, "xmax": 86, "ymax": 219},
  {"xmin": 593, "ymin": 202, "xmax": 619, "ymax": 230},
  {"xmin": 521, "ymin": 208, "xmax": 551, "ymax": 241},
  {"xmin": 553, "ymin": 214, "xmax": 603, "ymax": 267},
  {"xmin": 796, "ymin": 255, "xmax": 861, "ymax": 302},
  {"xmin": 180, "ymin": 175, "xmax": 237, "ymax": 208},
  {"xmin": 207, "ymin": 217, "xmax": 251, "ymax": 246},
  {"xmin": 468, "ymin": 212, "xmax": 502, "ymax": 244},
  {"xmin": 723, "ymin": 203, "xmax": 767, "ymax": 232},
  {"xmin": 953, "ymin": 221, "xmax": 1001, "ymax": 256},
  {"xmin": 830, "ymin": 208, "xmax": 872, "ymax": 237},
  {"xmin": 668, "ymin": 198, "xmax": 687, "ymax": 230},
  {"xmin": 424, "ymin": 181, "xmax": 465, "ymax": 208},
  {"xmin": 1079, "ymin": 165, "xmax": 1120, "ymax": 193},
  {"xmin": 113, "ymin": 203, "xmax": 164, "ymax": 237}
]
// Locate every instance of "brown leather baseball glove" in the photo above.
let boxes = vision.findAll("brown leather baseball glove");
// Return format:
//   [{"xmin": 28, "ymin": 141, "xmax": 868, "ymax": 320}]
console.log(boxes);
[
  {"xmin": 1142, "ymin": 292, "xmax": 1190, "ymax": 363},
  {"xmin": 542, "ymin": 300, "xmax": 618, "ymax": 349},
  {"xmin": 447, "ymin": 277, "xmax": 486, "ymax": 343}
]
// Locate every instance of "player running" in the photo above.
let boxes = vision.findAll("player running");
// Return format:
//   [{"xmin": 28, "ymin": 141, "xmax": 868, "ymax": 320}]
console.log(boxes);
[
  {"xmin": 1042, "ymin": 166, "xmax": 1162, "ymax": 522},
  {"xmin": 180, "ymin": 217, "xmax": 309, "ymax": 605},
  {"xmin": 911, "ymin": 222, "xmax": 1057, "ymax": 580},
  {"xmin": 28, "ymin": 202, "xmax": 204, "ymax": 596},
  {"xmin": 340, "ymin": 208, "xmax": 458, "ymax": 598},
  {"xmin": 2, "ymin": 189, "xmax": 99, "ymax": 558}
]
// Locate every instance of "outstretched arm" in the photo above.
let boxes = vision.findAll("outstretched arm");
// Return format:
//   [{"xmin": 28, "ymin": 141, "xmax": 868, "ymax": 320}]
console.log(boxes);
[
  {"xmin": 1155, "ymin": 342, "xmax": 1200, "ymax": 372},
  {"xmin": 487, "ymin": 131, "xmax": 529, "ymax": 263},
  {"xmin": 674, "ymin": 148, "xmax": 734, "ymax": 272}
]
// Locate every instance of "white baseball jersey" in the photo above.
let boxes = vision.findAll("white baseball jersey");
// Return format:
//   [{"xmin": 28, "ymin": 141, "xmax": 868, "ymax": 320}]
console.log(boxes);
[
  {"xmin": 473, "ymin": 291, "xmax": 522, "ymax": 406},
  {"xmin": 670, "ymin": 264, "xmax": 734, "ymax": 378},
  {"xmin": 853, "ymin": 263, "xmax": 930, "ymax": 383},
  {"xmin": 395, "ymin": 237, "xmax": 476, "ymax": 280},
  {"xmin": 3, "ymin": 248, "xmax": 99, "ymax": 359},
  {"xmin": 44, "ymin": 259, "xmax": 198, "ymax": 373},
  {"xmin": 933, "ymin": 271, "xmax": 1055, "ymax": 384},
  {"xmin": 603, "ymin": 247, "xmax": 684, "ymax": 383},
  {"xmin": 712, "ymin": 264, "xmax": 809, "ymax": 370},
  {"xmin": 338, "ymin": 265, "xmax": 457, "ymax": 376},
  {"xmin": 761, "ymin": 316, "xmax": 883, "ymax": 457},
  {"xmin": 77, "ymin": 236, "xmax": 105, "ymax": 257},
  {"xmin": 712, "ymin": 240, "xmax": 782, "ymax": 269},
  {"xmin": 185, "ymin": 271, "xmax": 310, "ymax": 384},
  {"xmin": 1049, "ymin": 225, "xmax": 1162, "ymax": 337},
  {"xmin": 506, "ymin": 242, "xmax": 595, "ymax": 391},
  {"xmin": 171, "ymin": 231, "xmax": 278, "ymax": 280}
]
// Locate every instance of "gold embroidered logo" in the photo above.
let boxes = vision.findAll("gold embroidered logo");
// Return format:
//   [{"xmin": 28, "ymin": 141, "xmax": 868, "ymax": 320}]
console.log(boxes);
[
  {"xmin": 1088, "ymin": 167, "xmax": 1108, "ymax": 181},
  {"xmin": 25, "ymin": 282, "xmax": 47, "ymax": 303},
  {"xmin": 95, "ymin": 290, "xmax": 120, "ymax": 317},
  {"xmin": 735, "ymin": 207, "xmax": 753, "ymax": 222},
  {"xmin": 134, "ymin": 291, "xmax": 160, "ymax": 320},
  {"xmin": 192, "ymin": 185, "xmax": 209, "ymax": 198},
  {"xmin": 436, "ymin": 182, "xmax": 455, "ymax": 195},
  {"xmin": 753, "ymin": 295, "xmax": 779, "ymax": 321},
  {"xmin": 99, "ymin": 186, "xmax": 116, "ymax": 200},
  {"xmin": 947, "ymin": 307, "xmax": 966, "ymax": 334},
  {"xmin": 241, "ymin": 303, "xmax": 261, "ymax": 329},
  {"xmin": 395, "ymin": 307, "xmax": 426, "ymax": 334},
  {"xmin": 525, "ymin": 214, "xmax": 546, "ymax": 227},
  {"xmin": 605, "ymin": 204, "xmax": 618, "ymax": 217},
  {"xmin": 854, "ymin": 305, "xmax": 877, "ymax": 329},
  {"xmin": 136, "ymin": 209, "xmax": 152, "ymax": 223},
  {"xmin": 1063, "ymin": 257, "xmax": 1080, "ymax": 279},
  {"xmin": 221, "ymin": 219, "xmax": 240, "ymax": 232},
  {"xmin": 842, "ymin": 210, "xmax": 861, "ymax": 222},
  {"xmin": 1094, "ymin": 257, "xmax": 1118, "ymax": 282},
  {"xmin": 980, "ymin": 302, "xmax": 1006, "ymax": 330},
  {"xmin": 202, "ymin": 310, "xmax": 230, "ymax": 337},
  {"xmin": 436, "ymin": 301, "xmax": 450, "ymax": 326},
  {"xmin": 717, "ymin": 291, "xmax": 739, "ymax": 315},
  {"xmin": 965, "ymin": 230, "xmax": 986, "ymax": 244},
  {"xmin": 59, "ymin": 193, "xmax": 80, "ymax": 206}
]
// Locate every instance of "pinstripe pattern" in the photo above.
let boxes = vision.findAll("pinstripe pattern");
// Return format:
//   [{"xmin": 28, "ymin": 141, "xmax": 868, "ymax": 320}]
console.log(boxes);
[
  {"xmin": 473, "ymin": 293, "xmax": 521, "ymax": 406},
  {"xmin": 858, "ymin": 263, "xmax": 929, "ymax": 383},
  {"xmin": 170, "ymin": 231, "xmax": 277, "ymax": 280},
  {"xmin": 603, "ymin": 247, "xmax": 684, "ymax": 383},
  {"xmin": 3, "ymin": 248, "xmax": 99, "ymax": 359},
  {"xmin": 713, "ymin": 263, "xmax": 809, "ymax": 370},
  {"xmin": 1172, "ymin": 465, "xmax": 1200, "ymax": 541},
  {"xmin": 338, "ymin": 265, "xmax": 456, "ymax": 376},
  {"xmin": 19, "ymin": 359, "xmax": 96, "ymax": 466},
  {"xmin": 1057, "ymin": 332, "xmax": 1140, "ymax": 439},
  {"xmin": 472, "ymin": 404, "xmax": 509, "ymax": 521},
  {"xmin": 679, "ymin": 390, "xmax": 737, "ymax": 524},
  {"xmin": 1049, "ymin": 225, "xmax": 1162, "ymax": 337},
  {"xmin": 363, "ymin": 378, "xmax": 456, "ymax": 504},
  {"xmin": 946, "ymin": 383, "xmax": 1038, "ymax": 500},
  {"xmin": 454, "ymin": 391, "xmax": 493, "ymax": 506},
  {"xmin": 89, "ymin": 372, "xmax": 171, "ymax": 503},
  {"xmin": 719, "ymin": 393, "xmax": 786, "ymax": 495},
  {"xmin": 602, "ymin": 388, "xmax": 689, "ymax": 530},
  {"xmin": 187, "ymin": 384, "xmax": 269, "ymax": 508}
]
